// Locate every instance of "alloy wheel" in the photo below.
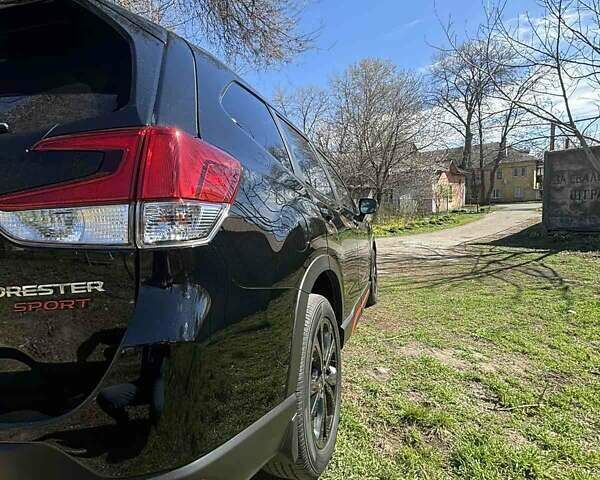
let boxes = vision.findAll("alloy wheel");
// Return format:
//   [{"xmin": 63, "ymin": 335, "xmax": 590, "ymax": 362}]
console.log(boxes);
[{"xmin": 309, "ymin": 316, "xmax": 339, "ymax": 450}]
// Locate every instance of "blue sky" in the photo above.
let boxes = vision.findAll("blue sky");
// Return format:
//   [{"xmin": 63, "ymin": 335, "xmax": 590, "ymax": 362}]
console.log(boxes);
[{"xmin": 244, "ymin": 0, "xmax": 541, "ymax": 100}]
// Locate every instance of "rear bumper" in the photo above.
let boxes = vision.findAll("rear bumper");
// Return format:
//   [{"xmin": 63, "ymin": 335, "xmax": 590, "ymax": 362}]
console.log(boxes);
[{"xmin": 0, "ymin": 396, "xmax": 296, "ymax": 480}]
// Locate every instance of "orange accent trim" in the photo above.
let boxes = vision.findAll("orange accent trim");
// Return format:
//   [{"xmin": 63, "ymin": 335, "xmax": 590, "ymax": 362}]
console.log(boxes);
[{"xmin": 350, "ymin": 289, "xmax": 370, "ymax": 335}]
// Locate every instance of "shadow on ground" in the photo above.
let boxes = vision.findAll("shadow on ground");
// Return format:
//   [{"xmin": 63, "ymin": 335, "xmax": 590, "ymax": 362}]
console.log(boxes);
[
  {"xmin": 387, "ymin": 245, "xmax": 566, "ymax": 300},
  {"xmin": 378, "ymin": 223, "xmax": 600, "ymax": 306},
  {"xmin": 487, "ymin": 222, "xmax": 600, "ymax": 253}
]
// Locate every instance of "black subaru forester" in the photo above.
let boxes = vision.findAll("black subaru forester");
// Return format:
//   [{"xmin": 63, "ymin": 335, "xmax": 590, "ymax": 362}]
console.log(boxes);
[{"xmin": 0, "ymin": 1, "xmax": 378, "ymax": 479}]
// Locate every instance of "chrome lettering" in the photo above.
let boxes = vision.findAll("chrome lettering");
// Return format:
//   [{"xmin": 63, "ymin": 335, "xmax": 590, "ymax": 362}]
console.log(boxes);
[
  {"xmin": 0, "ymin": 282, "xmax": 106, "ymax": 298},
  {"xmin": 87, "ymin": 281, "xmax": 105, "ymax": 293},
  {"xmin": 21, "ymin": 285, "xmax": 38, "ymax": 297}
]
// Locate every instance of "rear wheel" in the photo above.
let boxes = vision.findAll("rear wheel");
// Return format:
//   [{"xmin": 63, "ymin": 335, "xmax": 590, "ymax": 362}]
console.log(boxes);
[{"xmin": 264, "ymin": 294, "xmax": 341, "ymax": 480}]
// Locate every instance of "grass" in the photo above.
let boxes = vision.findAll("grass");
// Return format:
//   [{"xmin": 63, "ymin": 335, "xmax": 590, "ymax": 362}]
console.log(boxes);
[
  {"xmin": 373, "ymin": 209, "xmax": 489, "ymax": 238},
  {"xmin": 321, "ymin": 226, "xmax": 600, "ymax": 480}
]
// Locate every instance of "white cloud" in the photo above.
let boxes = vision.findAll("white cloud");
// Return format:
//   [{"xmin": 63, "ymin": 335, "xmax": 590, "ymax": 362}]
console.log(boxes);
[{"xmin": 403, "ymin": 18, "xmax": 423, "ymax": 29}]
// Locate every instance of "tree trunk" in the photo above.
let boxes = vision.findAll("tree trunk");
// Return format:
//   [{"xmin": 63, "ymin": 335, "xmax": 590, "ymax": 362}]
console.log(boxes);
[
  {"xmin": 375, "ymin": 189, "xmax": 383, "ymax": 208},
  {"xmin": 479, "ymin": 161, "xmax": 486, "ymax": 204},
  {"xmin": 486, "ymin": 168, "xmax": 497, "ymax": 205},
  {"xmin": 372, "ymin": 188, "xmax": 383, "ymax": 222},
  {"xmin": 486, "ymin": 139, "xmax": 506, "ymax": 203},
  {"xmin": 462, "ymin": 129, "xmax": 473, "ymax": 169},
  {"xmin": 477, "ymin": 114, "xmax": 485, "ymax": 204}
]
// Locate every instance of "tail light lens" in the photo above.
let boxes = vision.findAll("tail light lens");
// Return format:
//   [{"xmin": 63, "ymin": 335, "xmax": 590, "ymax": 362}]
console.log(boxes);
[
  {"xmin": 135, "ymin": 127, "xmax": 241, "ymax": 247},
  {"xmin": 0, "ymin": 127, "xmax": 241, "ymax": 248},
  {"xmin": 0, "ymin": 205, "xmax": 130, "ymax": 245},
  {"xmin": 138, "ymin": 128, "xmax": 240, "ymax": 204},
  {"xmin": 140, "ymin": 201, "xmax": 224, "ymax": 246}
]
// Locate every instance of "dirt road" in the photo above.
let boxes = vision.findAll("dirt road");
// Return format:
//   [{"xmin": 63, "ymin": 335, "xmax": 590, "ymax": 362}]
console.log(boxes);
[{"xmin": 377, "ymin": 203, "xmax": 542, "ymax": 275}]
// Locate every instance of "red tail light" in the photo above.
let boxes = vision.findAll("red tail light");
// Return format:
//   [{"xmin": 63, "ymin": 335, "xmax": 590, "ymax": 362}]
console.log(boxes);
[
  {"xmin": 0, "ymin": 127, "xmax": 242, "ymax": 247},
  {"xmin": 139, "ymin": 128, "xmax": 241, "ymax": 204},
  {"xmin": 0, "ymin": 129, "xmax": 144, "ymax": 211}
]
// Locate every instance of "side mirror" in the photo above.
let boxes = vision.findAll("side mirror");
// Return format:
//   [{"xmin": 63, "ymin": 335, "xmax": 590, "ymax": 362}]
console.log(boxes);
[{"xmin": 358, "ymin": 198, "xmax": 378, "ymax": 216}]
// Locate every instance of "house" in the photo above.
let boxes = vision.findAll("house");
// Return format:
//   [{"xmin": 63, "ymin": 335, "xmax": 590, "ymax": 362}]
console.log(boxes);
[
  {"xmin": 484, "ymin": 152, "xmax": 542, "ymax": 203},
  {"xmin": 474, "ymin": 145, "xmax": 542, "ymax": 203},
  {"xmin": 381, "ymin": 151, "xmax": 467, "ymax": 214},
  {"xmin": 432, "ymin": 144, "xmax": 543, "ymax": 203}
]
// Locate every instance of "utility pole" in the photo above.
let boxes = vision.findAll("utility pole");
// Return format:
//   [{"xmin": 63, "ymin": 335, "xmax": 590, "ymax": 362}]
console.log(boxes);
[{"xmin": 549, "ymin": 122, "xmax": 556, "ymax": 151}]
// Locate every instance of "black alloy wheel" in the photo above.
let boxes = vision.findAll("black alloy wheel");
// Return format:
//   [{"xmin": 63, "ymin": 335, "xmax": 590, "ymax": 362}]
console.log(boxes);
[
  {"xmin": 309, "ymin": 314, "xmax": 339, "ymax": 450},
  {"xmin": 263, "ymin": 294, "xmax": 342, "ymax": 480}
]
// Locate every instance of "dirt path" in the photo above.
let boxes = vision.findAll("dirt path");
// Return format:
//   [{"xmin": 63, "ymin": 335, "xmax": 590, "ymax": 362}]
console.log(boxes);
[{"xmin": 377, "ymin": 203, "xmax": 542, "ymax": 276}]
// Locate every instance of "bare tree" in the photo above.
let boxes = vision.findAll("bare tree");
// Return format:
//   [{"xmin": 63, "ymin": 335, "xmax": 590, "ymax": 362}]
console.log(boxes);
[
  {"xmin": 476, "ymin": 12, "xmax": 545, "ymax": 203},
  {"xmin": 328, "ymin": 59, "xmax": 426, "ymax": 205},
  {"xmin": 429, "ymin": 40, "xmax": 499, "ymax": 170},
  {"xmin": 435, "ymin": 9, "xmax": 545, "ymax": 203},
  {"xmin": 488, "ymin": 0, "xmax": 600, "ymax": 166},
  {"xmin": 480, "ymin": 95, "xmax": 541, "ymax": 203},
  {"xmin": 272, "ymin": 86, "xmax": 331, "ymax": 150},
  {"xmin": 111, "ymin": 0, "xmax": 316, "ymax": 68}
]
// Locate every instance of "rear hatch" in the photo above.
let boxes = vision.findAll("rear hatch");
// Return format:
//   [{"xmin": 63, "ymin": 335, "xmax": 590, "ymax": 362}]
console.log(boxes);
[{"xmin": 0, "ymin": 0, "xmax": 144, "ymax": 424}]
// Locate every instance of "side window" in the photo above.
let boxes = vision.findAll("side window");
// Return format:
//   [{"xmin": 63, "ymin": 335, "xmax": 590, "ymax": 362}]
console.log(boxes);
[
  {"xmin": 221, "ymin": 82, "xmax": 291, "ymax": 168},
  {"xmin": 277, "ymin": 118, "xmax": 334, "ymax": 198},
  {"xmin": 317, "ymin": 151, "xmax": 356, "ymax": 211}
]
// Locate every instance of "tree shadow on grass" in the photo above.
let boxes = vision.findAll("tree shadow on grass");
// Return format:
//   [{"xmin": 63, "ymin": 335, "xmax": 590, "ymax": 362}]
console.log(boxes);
[
  {"xmin": 486, "ymin": 222, "xmax": 600, "ymax": 253},
  {"xmin": 398, "ymin": 246, "xmax": 565, "ymax": 296},
  {"xmin": 377, "ymin": 222, "xmax": 598, "ymax": 307}
]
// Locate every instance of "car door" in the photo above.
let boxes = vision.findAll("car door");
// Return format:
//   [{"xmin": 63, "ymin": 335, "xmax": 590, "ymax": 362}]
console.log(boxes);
[
  {"xmin": 355, "ymin": 207, "xmax": 373, "ymax": 294},
  {"xmin": 317, "ymin": 153, "xmax": 368, "ymax": 300},
  {"xmin": 322, "ymin": 161, "xmax": 371, "ymax": 296},
  {"xmin": 275, "ymin": 116, "xmax": 361, "ymax": 320}
]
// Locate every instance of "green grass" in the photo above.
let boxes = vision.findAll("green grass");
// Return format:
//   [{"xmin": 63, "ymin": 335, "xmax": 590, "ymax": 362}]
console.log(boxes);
[
  {"xmin": 321, "ymin": 227, "xmax": 600, "ymax": 480},
  {"xmin": 373, "ymin": 210, "xmax": 488, "ymax": 238}
]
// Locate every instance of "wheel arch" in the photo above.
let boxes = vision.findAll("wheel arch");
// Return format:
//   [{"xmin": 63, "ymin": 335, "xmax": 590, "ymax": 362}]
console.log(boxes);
[{"xmin": 286, "ymin": 255, "xmax": 344, "ymax": 397}]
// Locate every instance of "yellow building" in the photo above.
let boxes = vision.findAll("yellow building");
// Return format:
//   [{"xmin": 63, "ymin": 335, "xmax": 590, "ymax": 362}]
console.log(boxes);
[
  {"xmin": 444, "ymin": 143, "xmax": 542, "ymax": 203},
  {"xmin": 484, "ymin": 150, "xmax": 542, "ymax": 203},
  {"xmin": 405, "ymin": 144, "xmax": 542, "ymax": 205}
]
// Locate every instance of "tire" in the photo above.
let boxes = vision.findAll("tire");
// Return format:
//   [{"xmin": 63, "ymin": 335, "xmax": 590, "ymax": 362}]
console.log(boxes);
[
  {"xmin": 264, "ymin": 294, "xmax": 342, "ymax": 480},
  {"xmin": 365, "ymin": 248, "xmax": 378, "ymax": 308}
]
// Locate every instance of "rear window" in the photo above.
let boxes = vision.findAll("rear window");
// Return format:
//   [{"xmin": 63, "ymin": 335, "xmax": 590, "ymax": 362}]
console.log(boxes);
[
  {"xmin": 276, "ymin": 117, "xmax": 334, "ymax": 199},
  {"xmin": 221, "ymin": 82, "xmax": 292, "ymax": 169},
  {"xmin": 0, "ymin": 1, "xmax": 131, "ymax": 135}
]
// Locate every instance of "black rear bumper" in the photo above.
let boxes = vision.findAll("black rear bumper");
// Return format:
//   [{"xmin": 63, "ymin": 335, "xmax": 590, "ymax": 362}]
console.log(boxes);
[{"xmin": 0, "ymin": 396, "xmax": 295, "ymax": 480}]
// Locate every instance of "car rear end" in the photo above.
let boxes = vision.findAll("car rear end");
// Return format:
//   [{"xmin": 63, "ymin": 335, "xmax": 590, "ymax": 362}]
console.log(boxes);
[
  {"xmin": 0, "ymin": 0, "xmax": 141, "ymax": 425},
  {"xmin": 0, "ymin": 1, "xmax": 253, "ymax": 478}
]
